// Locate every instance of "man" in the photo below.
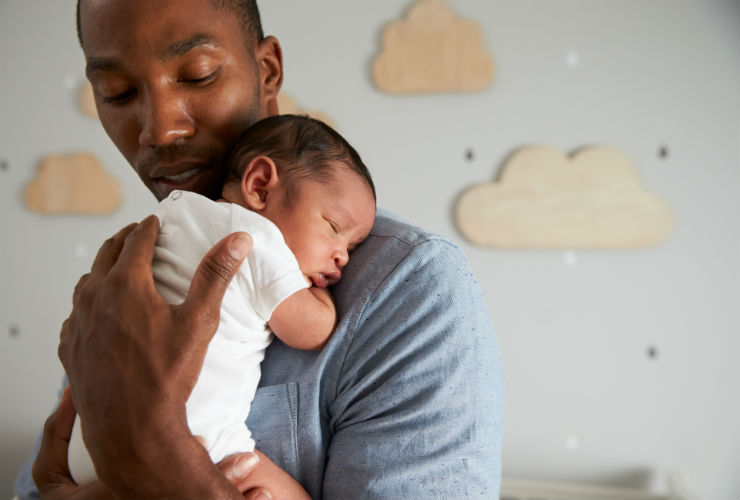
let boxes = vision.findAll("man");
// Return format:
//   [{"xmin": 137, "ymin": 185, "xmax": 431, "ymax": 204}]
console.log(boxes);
[{"xmin": 15, "ymin": 0, "xmax": 505, "ymax": 498}]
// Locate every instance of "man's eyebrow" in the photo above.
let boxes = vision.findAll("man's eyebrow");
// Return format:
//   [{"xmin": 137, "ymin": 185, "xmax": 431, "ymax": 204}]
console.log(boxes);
[
  {"xmin": 86, "ymin": 57, "xmax": 120, "ymax": 74},
  {"xmin": 162, "ymin": 34, "xmax": 218, "ymax": 60},
  {"xmin": 85, "ymin": 34, "xmax": 218, "ymax": 75}
]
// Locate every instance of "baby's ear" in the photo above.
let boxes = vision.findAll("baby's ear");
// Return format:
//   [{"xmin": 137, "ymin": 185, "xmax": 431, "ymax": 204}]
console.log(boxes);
[{"xmin": 240, "ymin": 156, "xmax": 279, "ymax": 210}]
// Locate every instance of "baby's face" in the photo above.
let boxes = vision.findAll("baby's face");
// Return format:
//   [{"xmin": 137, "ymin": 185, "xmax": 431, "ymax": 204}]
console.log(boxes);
[{"xmin": 264, "ymin": 167, "xmax": 376, "ymax": 288}]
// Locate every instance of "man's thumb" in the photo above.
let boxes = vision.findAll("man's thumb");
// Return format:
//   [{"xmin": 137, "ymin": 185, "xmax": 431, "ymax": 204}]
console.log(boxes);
[{"xmin": 184, "ymin": 232, "xmax": 252, "ymax": 319}]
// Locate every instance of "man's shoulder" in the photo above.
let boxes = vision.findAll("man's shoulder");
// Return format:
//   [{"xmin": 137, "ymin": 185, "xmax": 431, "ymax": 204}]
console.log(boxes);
[
  {"xmin": 370, "ymin": 208, "xmax": 437, "ymax": 246},
  {"xmin": 335, "ymin": 208, "xmax": 475, "ymax": 315},
  {"xmin": 357, "ymin": 208, "xmax": 468, "ymax": 273}
]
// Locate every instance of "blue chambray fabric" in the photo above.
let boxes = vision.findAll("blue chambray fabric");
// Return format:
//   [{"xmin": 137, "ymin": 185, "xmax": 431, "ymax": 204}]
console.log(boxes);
[{"xmin": 15, "ymin": 209, "xmax": 505, "ymax": 500}]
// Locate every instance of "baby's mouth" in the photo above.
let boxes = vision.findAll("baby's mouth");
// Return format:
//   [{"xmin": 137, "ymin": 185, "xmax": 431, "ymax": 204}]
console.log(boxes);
[
  {"xmin": 312, "ymin": 272, "xmax": 341, "ymax": 288},
  {"xmin": 311, "ymin": 274, "xmax": 329, "ymax": 288}
]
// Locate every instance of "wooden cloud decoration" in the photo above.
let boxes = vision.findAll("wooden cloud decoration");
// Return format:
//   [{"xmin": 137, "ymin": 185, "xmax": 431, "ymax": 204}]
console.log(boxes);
[
  {"xmin": 373, "ymin": 0, "xmax": 494, "ymax": 94},
  {"xmin": 25, "ymin": 152, "xmax": 121, "ymax": 215},
  {"xmin": 277, "ymin": 93, "xmax": 335, "ymax": 128},
  {"xmin": 456, "ymin": 146, "xmax": 674, "ymax": 249}
]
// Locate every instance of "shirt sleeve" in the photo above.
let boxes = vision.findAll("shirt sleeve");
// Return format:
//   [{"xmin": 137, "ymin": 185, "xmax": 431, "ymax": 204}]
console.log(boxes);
[{"xmin": 323, "ymin": 238, "xmax": 505, "ymax": 499}]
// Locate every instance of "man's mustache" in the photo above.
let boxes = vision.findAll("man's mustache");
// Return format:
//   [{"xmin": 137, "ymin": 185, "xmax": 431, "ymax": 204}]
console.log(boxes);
[{"xmin": 138, "ymin": 143, "xmax": 215, "ymax": 171}]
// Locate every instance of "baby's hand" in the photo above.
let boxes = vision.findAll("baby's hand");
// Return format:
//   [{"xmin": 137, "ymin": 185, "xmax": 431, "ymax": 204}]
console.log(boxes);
[{"xmin": 194, "ymin": 437, "xmax": 269, "ymax": 498}]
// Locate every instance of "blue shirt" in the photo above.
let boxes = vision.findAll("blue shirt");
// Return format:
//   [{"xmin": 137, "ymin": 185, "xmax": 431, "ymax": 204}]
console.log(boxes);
[{"xmin": 15, "ymin": 209, "xmax": 505, "ymax": 499}]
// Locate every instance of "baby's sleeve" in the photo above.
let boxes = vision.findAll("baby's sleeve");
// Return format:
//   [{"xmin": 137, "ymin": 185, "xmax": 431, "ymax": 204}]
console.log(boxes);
[{"xmin": 232, "ymin": 208, "xmax": 308, "ymax": 322}]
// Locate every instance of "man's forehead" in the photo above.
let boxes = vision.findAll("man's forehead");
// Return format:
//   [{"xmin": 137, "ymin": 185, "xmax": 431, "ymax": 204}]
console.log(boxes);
[
  {"xmin": 80, "ymin": 0, "xmax": 216, "ymax": 11},
  {"xmin": 80, "ymin": 0, "xmax": 250, "ymax": 65},
  {"xmin": 79, "ymin": 0, "xmax": 238, "ymax": 46},
  {"xmin": 163, "ymin": 34, "xmax": 218, "ymax": 59}
]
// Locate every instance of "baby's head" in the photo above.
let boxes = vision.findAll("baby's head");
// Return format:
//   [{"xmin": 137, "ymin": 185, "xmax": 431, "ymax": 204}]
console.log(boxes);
[{"xmin": 223, "ymin": 114, "xmax": 376, "ymax": 288}]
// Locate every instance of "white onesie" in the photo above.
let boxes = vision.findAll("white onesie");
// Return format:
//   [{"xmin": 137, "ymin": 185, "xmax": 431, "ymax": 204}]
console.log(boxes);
[{"xmin": 68, "ymin": 190, "xmax": 308, "ymax": 484}]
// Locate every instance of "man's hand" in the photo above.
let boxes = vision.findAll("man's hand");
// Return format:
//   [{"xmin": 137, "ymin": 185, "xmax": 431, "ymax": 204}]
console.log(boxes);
[
  {"xmin": 57, "ymin": 216, "xmax": 253, "ymax": 497},
  {"xmin": 32, "ymin": 387, "xmax": 112, "ymax": 500}
]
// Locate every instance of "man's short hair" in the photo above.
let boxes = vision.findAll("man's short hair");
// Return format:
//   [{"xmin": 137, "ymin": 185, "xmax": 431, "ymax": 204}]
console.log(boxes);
[
  {"xmin": 227, "ymin": 114, "xmax": 376, "ymax": 204},
  {"xmin": 76, "ymin": 0, "xmax": 264, "ymax": 47}
]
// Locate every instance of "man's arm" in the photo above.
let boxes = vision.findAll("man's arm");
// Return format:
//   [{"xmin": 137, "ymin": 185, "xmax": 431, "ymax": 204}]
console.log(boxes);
[
  {"xmin": 56, "ymin": 216, "xmax": 254, "ymax": 499},
  {"xmin": 324, "ymin": 238, "xmax": 505, "ymax": 499},
  {"xmin": 269, "ymin": 287, "xmax": 336, "ymax": 350},
  {"xmin": 31, "ymin": 385, "xmax": 276, "ymax": 500},
  {"xmin": 32, "ymin": 387, "xmax": 113, "ymax": 500}
]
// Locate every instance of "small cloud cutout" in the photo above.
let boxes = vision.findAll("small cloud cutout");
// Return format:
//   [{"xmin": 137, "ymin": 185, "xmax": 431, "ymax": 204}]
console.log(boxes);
[
  {"xmin": 456, "ymin": 146, "xmax": 673, "ymax": 249},
  {"xmin": 373, "ymin": 0, "xmax": 494, "ymax": 94},
  {"xmin": 277, "ymin": 93, "xmax": 335, "ymax": 129},
  {"xmin": 26, "ymin": 152, "xmax": 121, "ymax": 215}
]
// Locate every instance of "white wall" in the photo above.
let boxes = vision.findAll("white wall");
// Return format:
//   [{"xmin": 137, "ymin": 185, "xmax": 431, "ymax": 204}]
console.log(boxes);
[{"xmin": 1, "ymin": 1, "xmax": 738, "ymax": 498}]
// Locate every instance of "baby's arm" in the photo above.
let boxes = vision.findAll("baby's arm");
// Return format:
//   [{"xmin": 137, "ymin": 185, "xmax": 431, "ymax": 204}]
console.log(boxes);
[{"xmin": 268, "ymin": 287, "xmax": 336, "ymax": 350}]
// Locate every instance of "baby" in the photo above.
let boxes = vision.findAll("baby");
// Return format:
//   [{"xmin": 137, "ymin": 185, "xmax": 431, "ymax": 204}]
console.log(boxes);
[{"xmin": 68, "ymin": 114, "xmax": 376, "ymax": 486}]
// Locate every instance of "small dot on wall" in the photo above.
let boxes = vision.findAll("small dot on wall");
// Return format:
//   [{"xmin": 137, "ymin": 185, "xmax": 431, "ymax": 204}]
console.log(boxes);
[
  {"xmin": 658, "ymin": 145, "xmax": 669, "ymax": 159},
  {"xmin": 565, "ymin": 434, "xmax": 580, "ymax": 452},
  {"xmin": 465, "ymin": 149, "xmax": 475, "ymax": 161},
  {"xmin": 647, "ymin": 345, "xmax": 658, "ymax": 359},
  {"xmin": 64, "ymin": 75, "xmax": 77, "ymax": 90},
  {"xmin": 563, "ymin": 250, "xmax": 578, "ymax": 268},
  {"xmin": 1, "ymin": 159, "xmax": 8, "ymax": 171},
  {"xmin": 75, "ymin": 243, "xmax": 89, "ymax": 260},
  {"xmin": 9, "ymin": 325, "xmax": 20, "ymax": 338},
  {"xmin": 565, "ymin": 50, "xmax": 580, "ymax": 68}
]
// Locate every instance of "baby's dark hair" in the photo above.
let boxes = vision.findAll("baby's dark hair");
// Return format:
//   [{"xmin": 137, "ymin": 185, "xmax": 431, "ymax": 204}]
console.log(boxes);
[{"xmin": 226, "ymin": 114, "xmax": 376, "ymax": 204}]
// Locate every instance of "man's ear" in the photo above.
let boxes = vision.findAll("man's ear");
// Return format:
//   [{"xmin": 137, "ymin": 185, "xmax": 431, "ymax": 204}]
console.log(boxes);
[
  {"xmin": 241, "ymin": 156, "xmax": 279, "ymax": 211},
  {"xmin": 255, "ymin": 36, "xmax": 283, "ymax": 117}
]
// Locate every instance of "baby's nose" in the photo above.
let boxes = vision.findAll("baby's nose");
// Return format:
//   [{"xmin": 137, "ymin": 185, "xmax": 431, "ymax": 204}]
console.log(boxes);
[{"xmin": 333, "ymin": 248, "xmax": 349, "ymax": 268}]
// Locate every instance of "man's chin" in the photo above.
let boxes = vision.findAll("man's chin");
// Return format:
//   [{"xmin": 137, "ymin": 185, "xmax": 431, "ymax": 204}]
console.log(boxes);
[{"xmin": 151, "ymin": 171, "xmax": 223, "ymax": 201}]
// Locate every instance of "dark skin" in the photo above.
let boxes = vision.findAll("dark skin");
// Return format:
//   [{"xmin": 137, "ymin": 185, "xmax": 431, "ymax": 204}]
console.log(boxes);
[
  {"xmin": 33, "ymin": 0, "xmax": 312, "ymax": 497},
  {"xmin": 37, "ymin": 222, "xmax": 303, "ymax": 499}
]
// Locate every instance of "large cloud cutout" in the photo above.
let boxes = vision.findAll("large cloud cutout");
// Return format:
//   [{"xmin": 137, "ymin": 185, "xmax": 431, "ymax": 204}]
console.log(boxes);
[
  {"xmin": 456, "ymin": 146, "xmax": 673, "ymax": 249},
  {"xmin": 373, "ymin": 0, "xmax": 494, "ymax": 94},
  {"xmin": 26, "ymin": 152, "xmax": 121, "ymax": 215}
]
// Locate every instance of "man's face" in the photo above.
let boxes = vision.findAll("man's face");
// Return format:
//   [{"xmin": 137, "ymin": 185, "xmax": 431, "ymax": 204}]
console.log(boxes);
[{"xmin": 80, "ymin": 0, "xmax": 282, "ymax": 200}]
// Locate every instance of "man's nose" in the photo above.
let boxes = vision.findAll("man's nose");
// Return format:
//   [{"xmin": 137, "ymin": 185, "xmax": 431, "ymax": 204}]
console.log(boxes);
[{"xmin": 138, "ymin": 90, "xmax": 195, "ymax": 147}]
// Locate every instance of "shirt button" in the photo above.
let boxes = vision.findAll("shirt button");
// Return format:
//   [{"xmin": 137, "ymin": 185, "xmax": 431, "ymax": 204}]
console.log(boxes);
[{"xmin": 171, "ymin": 190, "xmax": 182, "ymax": 200}]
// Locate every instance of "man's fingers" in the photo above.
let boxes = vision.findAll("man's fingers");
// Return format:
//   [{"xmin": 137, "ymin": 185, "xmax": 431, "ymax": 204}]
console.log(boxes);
[
  {"xmin": 79, "ymin": 480, "xmax": 116, "ymax": 500},
  {"xmin": 89, "ymin": 222, "xmax": 138, "ymax": 276},
  {"xmin": 71, "ymin": 273, "xmax": 91, "ymax": 307},
  {"xmin": 48, "ymin": 386, "xmax": 76, "ymax": 442},
  {"xmin": 58, "ymin": 318, "xmax": 71, "ymax": 359},
  {"xmin": 33, "ymin": 387, "xmax": 76, "ymax": 492},
  {"xmin": 180, "ymin": 232, "xmax": 252, "ymax": 328},
  {"xmin": 112, "ymin": 215, "xmax": 161, "ymax": 273}
]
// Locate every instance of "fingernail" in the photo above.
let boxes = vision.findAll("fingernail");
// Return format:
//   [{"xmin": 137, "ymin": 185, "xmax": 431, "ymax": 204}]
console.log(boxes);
[
  {"xmin": 234, "ymin": 452, "xmax": 260, "ymax": 477},
  {"xmin": 250, "ymin": 489, "xmax": 272, "ymax": 500},
  {"xmin": 229, "ymin": 233, "xmax": 251, "ymax": 259}
]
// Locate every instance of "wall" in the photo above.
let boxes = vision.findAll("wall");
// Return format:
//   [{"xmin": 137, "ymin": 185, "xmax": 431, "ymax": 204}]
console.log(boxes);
[{"xmin": 1, "ymin": 1, "xmax": 738, "ymax": 498}]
